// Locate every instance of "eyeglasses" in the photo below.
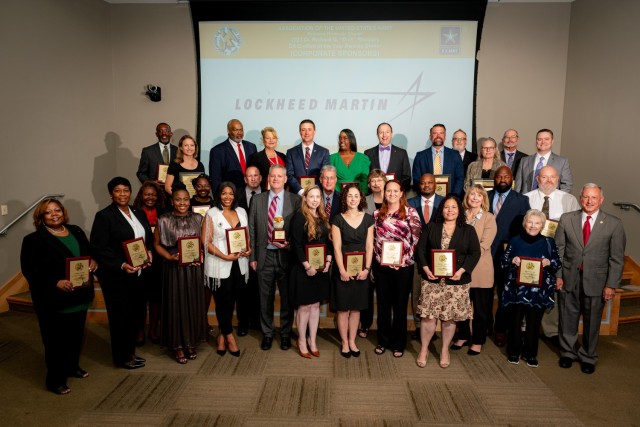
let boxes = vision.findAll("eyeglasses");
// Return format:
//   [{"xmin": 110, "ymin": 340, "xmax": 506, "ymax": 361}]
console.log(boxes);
[
  {"xmin": 481, "ymin": 147, "xmax": 496, "ymax": 151},
  {"xmin": 503, "ymin": 135, "xmax": 518, "ymax": 139},
  {"xmin": 452, "ymin": 138, "xmax": 467, "ymax": 142}
]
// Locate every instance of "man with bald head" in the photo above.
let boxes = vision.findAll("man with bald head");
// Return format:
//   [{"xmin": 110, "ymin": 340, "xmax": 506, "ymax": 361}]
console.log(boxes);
[
  {"xmin": 525, "ymin": 165, "xmax": 579, "ymax": 344},
  {"xmin": 499, "ymin": 129, "xmax": 527, "ymax": 176}
]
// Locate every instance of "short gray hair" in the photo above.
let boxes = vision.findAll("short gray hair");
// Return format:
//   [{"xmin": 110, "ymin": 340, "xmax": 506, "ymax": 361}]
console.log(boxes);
[
  {"xmin": 582, "ymin": 183, "xmax": 603, "ymax": 196},
  {"xmin": 320, "ymin": 165, "xmax": 337, "ymax": 177},
  {"xmin": 523, "ymin": 209, "xmax": 547, "ymax": 227}
]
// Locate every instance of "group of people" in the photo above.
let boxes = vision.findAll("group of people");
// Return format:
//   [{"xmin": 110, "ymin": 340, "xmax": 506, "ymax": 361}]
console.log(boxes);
[{"xmin": 20, "ymin": 119, "xmax": 625, "ymax": 394}]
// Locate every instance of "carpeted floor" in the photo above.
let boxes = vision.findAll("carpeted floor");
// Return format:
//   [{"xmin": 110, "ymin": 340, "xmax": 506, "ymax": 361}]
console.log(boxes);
[{"xmin": 1, "ymin": 311, "xmax": 638, "ymax": 426}]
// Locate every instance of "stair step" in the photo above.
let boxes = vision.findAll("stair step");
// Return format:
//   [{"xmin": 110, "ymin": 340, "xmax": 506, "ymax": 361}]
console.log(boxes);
[{"xmin": 6, "ymin": 291, "xmax": 34, "ymax": 313}]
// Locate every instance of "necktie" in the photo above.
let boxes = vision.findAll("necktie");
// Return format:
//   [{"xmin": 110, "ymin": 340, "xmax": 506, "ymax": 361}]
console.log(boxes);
[
  {"xmin": 423, "ymin": 199, "xmax": 430, "ymax": 223},
  {"xmin": 495, "ymin": 193, "xmax": 503, "ymax": 216},
  {"xmin": 507, "ymin": 152, "xmax": 514, "ymax": 168},
  {"xmin": 162, "ymin": 145, "xmax": 169, "ymax": 164},
  {"xmin": 304, "ymin": 147, "xmax": 311, "ymax": 170},
  {"xmin": 379, "ymin": 146, "xmax": 391, "ymax": 152},
  {"xmin": 237, "ymin": 143, "xmax": 246, "ymax": 174},
  {"xmin": 532, "ymin": 157, "xmax": 545, "ymax": 189},
  {"xmin": 267, "ymin": 195, "xmax": 278, "ymax": 244},
  {"xmin": 325, "ymin": 196, "xmax": 331, "ymax": 216},
  {"xmin": 542, "ymin": 196, "xmax": 550, "ymax": 218},
  {"xmin": 583, "ymin": 215, "xmax": 592, "ymax": 246},
  {"xmin": 249, "ymin": 190, "xmax": 256, "ymax": 206},
  {"xmin": 434, "ymin": 149, "xmax": 443, "ymax": 175}
]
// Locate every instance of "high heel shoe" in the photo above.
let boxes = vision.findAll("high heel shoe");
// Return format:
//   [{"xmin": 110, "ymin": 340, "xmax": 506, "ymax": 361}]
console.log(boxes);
[
  {"xmin": 216, "ymin": 335, "xmax": 227, "ymax": 356},
  {"xmin": 175, "ymin": 349, "xmax": 188, "ymax": 364},
  {"xmin": 450, "ymin": 340, "xmax": 468, "ymax": 350},
  {"xmin": 467, "ymin": 345, "xmax": 482, "ymax": 356},
  {"xmin": 298, "ymin": 348, "xmax": 312, "ymax": 359},
  {"xmin": 226, "ymin": 334, "xmax": 240, "ymax": 357},
  {"xmin": 307, "ymin": 338, "xmax": 320, "ymax": 357},
  {"xmin": 439, "ymin": 355, "xmax": 450, "ymax": 368},
  {"xmin": 187, "ymin": 347, "xmax": 198, "ymax": 360}
]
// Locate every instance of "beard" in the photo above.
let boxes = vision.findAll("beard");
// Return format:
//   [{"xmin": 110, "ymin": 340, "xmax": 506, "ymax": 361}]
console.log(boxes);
[{"xmin": 495, "ymin": 182, "xmax": 512, "ymax": 193}]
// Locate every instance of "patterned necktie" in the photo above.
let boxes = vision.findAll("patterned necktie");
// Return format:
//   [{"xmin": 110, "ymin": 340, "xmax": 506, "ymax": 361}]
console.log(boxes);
[
  {"xmin": 162, "ymin": 145, "xmax": 169, "ymax": 164},
  {"xmin": 532, "ymin": 157, "xmax": 545, "ymax": 189},
  {"xmin": 304, "ymin": 147, "xmax": 311, "ymax": 170},
  {"xmin": 325, "ymin": 196, "xmax": 331, "ymax": 217},
  {"xmin": 507, "ymin": 152, "xmax": 514, "ymax": 168},
  {"xmin": 495, "ymin": 193, "xmax": 504, "ymax": 216},
  {"xmin": 434, "ymin": 149, "xmax": 443, "ymax": 175},
  {"xmin": 423, "ymin": 199, "xmax": 430, "ymax": 223},
  {"xmin": 542, "ymin": 196, "xmax": 550, "ymax": 218},
  {"xmin": 237, "ymin": 143, "xmax": 246, "ymax": 173},
  {"xmin": 267, "ymin": 195, "xmax": 278, "ymax": 244}
]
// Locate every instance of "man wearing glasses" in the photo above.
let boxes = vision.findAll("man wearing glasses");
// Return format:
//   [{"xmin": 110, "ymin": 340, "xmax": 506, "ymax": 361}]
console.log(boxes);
[
  {"xmin": 450, "ymin": 129, "xmax": 477, "ymax": 179},
  {"xmin": 499, "ymin": 129, "xmax": 527, "ymax": 176}
]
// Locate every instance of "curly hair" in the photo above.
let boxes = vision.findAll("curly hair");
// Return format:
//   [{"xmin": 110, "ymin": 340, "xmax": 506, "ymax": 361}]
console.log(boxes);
[
  {"xmin": 339, "ymin": 183, "xmax": 367, "ymax": 213},
  {"xmin": 301, "ymin": 186, "xmax": 329, "ymax": 241},
  {"xmin": 432, "ymin": 194, "xmax": 466, "ymax": 227},
  {"xmin": 133, "ymin": 181, "xmax": 166, "ymax": 211}
]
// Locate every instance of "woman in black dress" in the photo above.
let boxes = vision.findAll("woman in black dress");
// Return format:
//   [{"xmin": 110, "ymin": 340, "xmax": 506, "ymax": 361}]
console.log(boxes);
[
  {"xmin": 164, "ymin": 135, "xmax": 205, "ymax": 195},
  {"xmin": 289, "ymin": 185, "xmax": 332, "ymax": 358},
  {"xmin": 21, "ymin": 199, "xmax": 97, "ymax": 394},
  {"xmin": 91, "ymin": 177, "xmax": 153, "ymax": 370},
  {"xmin": 331, "ymin": 183, "xmax": 374, "ymax": 357}
]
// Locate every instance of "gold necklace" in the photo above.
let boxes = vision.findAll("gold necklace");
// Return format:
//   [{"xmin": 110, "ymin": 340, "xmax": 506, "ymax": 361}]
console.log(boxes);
[{"xmin": 45, "ymin": 225, "xmax": 66, "ymax": 234}]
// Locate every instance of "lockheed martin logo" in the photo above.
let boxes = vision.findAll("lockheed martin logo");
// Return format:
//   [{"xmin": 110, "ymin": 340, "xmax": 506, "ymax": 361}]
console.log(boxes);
[{"xmin": 234, "ymin": 73, "xmax": 435, "ymax": 121}]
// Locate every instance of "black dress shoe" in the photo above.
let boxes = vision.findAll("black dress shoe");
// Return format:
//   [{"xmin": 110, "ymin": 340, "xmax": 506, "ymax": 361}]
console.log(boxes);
[
  {"xmin": 341, "ymin": 350, "xmax": 352, "ymax": 358},
  {"xmin": 133, "ymin": 355, "xmax": 146, "ymax": 363},
  {"xmin": 261, "ymin": 336, "xmax": 273, "ymax": 351},
  {"xmin": 72, "ymin": 368, "xmax": 89, "ymax": 378},
  {"xmin": 280, "ymin": 336, "xmax": 292, "ymax": 351},
  {"xmin": 50, "ymin": 384, "xmax": 71, "ymax": 395},
  {"xmin": 580, "ymin": 362, "xmax": 596, "ymax": 374},
  {"xmin": 467, "ymin": 348, "xmax": 481, "ymax": 356},
  {"xmin": 121, "ymin": 360, "xmax": 145, "ymax": 370},
  {"xmin": 350, "ymin": 349, "xmax": 361, "ymax": 358},
  {"xmin": 237, "ymin": 326, "xmax": 249, "ymax": 337},
  {"xmin": 559, "ymin": 357, "xmax": 574, "ymax": 369}
]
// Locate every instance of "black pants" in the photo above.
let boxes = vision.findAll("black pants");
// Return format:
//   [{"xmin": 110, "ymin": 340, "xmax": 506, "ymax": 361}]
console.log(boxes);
[
  {"xmin": 456, "ymin": 287, "xmax": 494, "ymax": 345},
  {"xmin": 213, "ymin": 261, "xmax": 242, "ymax": 335},
  {"xmin": 506, "ymin": 304, "xmax": 544, "ymax": 358},
  {"xmin": 374, "ymin": 265, "xmax": 413, "ymax": 351},
  {"xmin": 236, "ymin": 267, "xmax": 260, "ymax": 329},
  {"xmin": 493, "ymin": 265, "xmax": 508, "ymax": 334},
  {"xmin": 36, "ymin": 308, "xmax": 87, "ymax": 390}
]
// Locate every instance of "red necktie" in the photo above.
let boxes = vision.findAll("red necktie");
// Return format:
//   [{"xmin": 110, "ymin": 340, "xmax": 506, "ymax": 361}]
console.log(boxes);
[
  {"xmin": 267, "ymin": 195, "xmax": 278, "ymax": 244},
  {"xmin": 304, "ymin": 147, "xmax": 311, "ymax": 170},
  {"xmin": 237, "ymin": 143, "xmax": 246, "ymax": 174},
  {"xmin": 423, "ymin": 199, "xmax": 430, "ymax": 223},
  {"xmin": 325, "ymin": 196, "xmax": 331, "ymax": 217},
  {"xmin": 583, "ymin": 215, "xmax": 592, "ymax": 245}
]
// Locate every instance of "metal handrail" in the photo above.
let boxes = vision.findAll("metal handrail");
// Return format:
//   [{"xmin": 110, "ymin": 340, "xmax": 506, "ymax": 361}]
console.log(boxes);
[
  {"xmin": 613, "ymin": 202, "xmax": 640, "ymax": 214},
  {"xmin": 0, "ymin": 194, "xmax": 65, "ymax": 236}
]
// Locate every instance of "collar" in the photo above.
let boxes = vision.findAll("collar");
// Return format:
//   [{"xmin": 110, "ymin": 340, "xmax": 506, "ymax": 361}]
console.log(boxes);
[{"xmin": 378, "ymin": 144, "xmax": 391, "ymax": 151}]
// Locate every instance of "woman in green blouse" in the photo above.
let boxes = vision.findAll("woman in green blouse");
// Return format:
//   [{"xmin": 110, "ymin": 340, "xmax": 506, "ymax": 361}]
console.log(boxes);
[{"xmin": 330, "ymin": 129, "xmax": 371, "ymax": 194}]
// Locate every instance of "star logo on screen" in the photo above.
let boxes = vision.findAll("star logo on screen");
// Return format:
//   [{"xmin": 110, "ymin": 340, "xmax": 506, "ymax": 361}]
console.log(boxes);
[
  {"xmin": 440, "ymin": 26, "xmax": 461, "ymax": 54},
  {"xmin": 214, "ymin": 26, "xmax": 242, "ymax": 56}
]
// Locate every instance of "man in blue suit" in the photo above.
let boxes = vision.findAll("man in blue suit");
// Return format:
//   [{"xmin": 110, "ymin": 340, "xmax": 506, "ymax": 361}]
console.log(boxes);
[
  {"xmin": 412, "ymin": 124, "xmax": 465, "ymax": 196},
  {"xmin": 487, "ymin": 166, "xmax": 531, "ymax": 347},
  {"xmin": 286, "ymin": 119, "xmax": 330, "ymax": 195},
  {"xmin": 407, "ymin": 173, "xmax": 443, "ymax": 339},
  {"xmin": 209, "ymin": 119, "xmax": 257, "ymax": 192}
]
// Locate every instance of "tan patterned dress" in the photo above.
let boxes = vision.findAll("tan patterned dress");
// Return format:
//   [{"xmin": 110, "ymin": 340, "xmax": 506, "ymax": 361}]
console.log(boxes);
[{"xmin": 417, "ymin": 229, "xmax": 472, "ymax": 322}]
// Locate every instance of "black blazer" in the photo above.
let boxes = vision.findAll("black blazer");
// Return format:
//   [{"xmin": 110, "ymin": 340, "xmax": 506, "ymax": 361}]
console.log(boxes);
[
  {"xmin": 416, "ymin": 222, "xmax": 481, "ymax": 285},
  {"xmin": 136, "ymin": 143, "xmax": 178, "ymax": 183},
  {"xmin": 325, "ymin": 191, "xmax": 341, "ymax": 222},
  {"xmin": 90, "ymin": 204, "xmax": 154, "ymax": 283},
  {"xmin": 363, "ymin": 144, "xmax": 412, "ymax": 191},
  {"xmin": 248, "ymin": 149, "xmax": 287, "ymax": 191},
  {"xmin": 487, "ymin": 189, "xmax": 531, "ymax": 257},
  {"xmin": 20, "ymin": 225, "xmax": 95, "ymax": 312},
  {"xmin": 500, "ymin": 149, "xmax": 527, "ymax": 177},
  {"xmin": 209, "ymin": 139, "xmax": 258, "ymax": 192}
]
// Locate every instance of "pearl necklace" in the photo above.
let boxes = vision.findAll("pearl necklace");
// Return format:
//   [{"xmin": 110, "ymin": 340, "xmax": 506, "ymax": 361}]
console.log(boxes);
[{"xmin": 45, "ymin": 225, "xmax": 66, "ymax": 234}]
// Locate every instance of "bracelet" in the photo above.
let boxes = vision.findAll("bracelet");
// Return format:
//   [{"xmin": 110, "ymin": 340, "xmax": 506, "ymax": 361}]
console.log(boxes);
[{"xmin": 364, "ymin": 266, "xmax": 371, "ymax": 271}]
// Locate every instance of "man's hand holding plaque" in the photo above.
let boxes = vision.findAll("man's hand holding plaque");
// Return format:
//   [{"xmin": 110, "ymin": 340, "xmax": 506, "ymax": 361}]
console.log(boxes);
[{"xmin": 272, "ymin": 215, "xmax": 287, "ymax": 244}]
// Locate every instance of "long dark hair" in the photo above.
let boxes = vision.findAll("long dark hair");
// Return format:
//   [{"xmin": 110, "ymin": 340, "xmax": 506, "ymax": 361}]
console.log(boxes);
[
  {"xmin": 214, "ymin": 181, "xmax": 239, "ymax": 210},
  {"xmin": 433, "ymin": 195, "xmax": 466, "ymax": 227},
  {"xmin": 339, "ymin": 183, "xmax": 367, "ymax": 213},
  {"xmin": 377, "ymin": 179, "xmax": 408, "ymax": 221},
  {"xmin": 340, "ymin": 128, "xmax": 358, "ymax": 152}
]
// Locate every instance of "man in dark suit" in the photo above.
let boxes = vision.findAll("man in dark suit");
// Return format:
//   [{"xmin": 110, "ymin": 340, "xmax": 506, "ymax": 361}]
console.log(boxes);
[
  {"xmin": 556, "ymin": 184, "xmax": 626, "ymax": 374},
  {"xmin": 499, "ymin": 128, "xmax": 527, "ymax": 177},
  {"xmin": 451, "ymin": 129, "xmax": 477, "ymax": 179},
  {"xmin": 319, "ymin": 165, "xmax": 341, "ymax": 221},
  {"xmin": 136, "ymin": 122, "xmax": 178, "ymax": 184},
  {"xmin": 236, "ymin": 166, "xmax": 262, "ymax": 336},
  {"xmin": 412, "ymin": 123, "xmax": 465, "ymax": 196},
  {"xmin": 515, "ymin": 129, "xmax": 572, "ymax": 193},
  {"xmin": 487, "ymin": 166, "xmax": 531, "ymax": 347},
  {"xmin": 285, "ymin": 119, "xmax": 330, "ymax": 195},
  {"xmin": 407, "ymin": 173, "xmax": 443, "ymax": 339},
  {"xmin": 209, "ymin": 119, "xmax": 258, "ymax": 192},
  {"xmin": 249, "ymin": 164, "xmax": 301, "ymax": 351},
  {"xmin": 363, "ymin": 122, "xmax": 411, "ymax": 191}
]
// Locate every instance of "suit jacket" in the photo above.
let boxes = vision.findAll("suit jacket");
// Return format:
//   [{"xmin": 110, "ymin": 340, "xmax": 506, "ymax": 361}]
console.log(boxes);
[
  {"xmin": 461, "ymin": 150, "xmax": 478, "ymax": 178},
  {"xmin": 248, "ymin": 190, "xmax": 301, "ymax": 268},
  {"xmin": 136, "ymin": 143, "xmax": 178, "ymax": 183},
  {"xmin": 407, "ymin": 194, "xmax": 443, "ymax": 226},
  {"xmin": 487, "ymin": 190, "xmax": 531, "ymax": 257},
  {"xmin": 555, "ymin": 210, "xmax": 626, "ymax": 296},
  {"xmin": 515, "ymin": 152, "xmax": 573, "ymax": 194},
  {"xmin": 500, "ymin": 149, "xmax": 527, "ymax": 176},
  {"xmin": 412, "ymin": 146, "xmax": 464, "ymax": 196},
  {"xmin": 468, "ymin": 211, "xmax": 497, "ymax": 288},
  {"xmin": 20, "ymin": 225, "xmax": 95, "ymax": 312},
  {"xmin": 237, "ymin": 187, "xmax": 261, "ymax": 211},
  {"xmin": 285, "ymin": 143, "xmax": 330, "ymax": 194},
  {"xmin": 209, "ymin": 139, "xmax": 258, "ymax": 192},
  {"xmin": 247, "ymin": 149, "xmax": 287, "ymax": 191},
  {"xmin": 324, "ymin": 191, "xmax": 341, "ymax": 222},
  {"xmin": 416, "ymin": 222, "xmax": 481, "ymax": 285},
  {"xmin": 90, "ymin": 204, "xmax": 154, "ymax": 283},
  {"xmin": 464, "ymin": 158, "xmax": 508, "ymax": 192},
  {"xmin": 363, "ymin": 144, "xmax": 412, "ymax": 191}
]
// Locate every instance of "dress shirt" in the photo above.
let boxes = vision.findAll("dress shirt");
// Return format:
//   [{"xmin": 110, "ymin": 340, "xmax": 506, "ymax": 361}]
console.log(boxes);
[
  {"xmin": 246, "ymin": 186, "xmax": 261, "ymax": 206},
  {"xmin": 118, "ymin": 208, "xmax": 146, "ymax": 275},
  {"xmin": 534, "ymin": 152, "xmax": 551, "ymax": 169},
  {"xmin": 230, "ymin": 139, "xmax": 246, "ymax": 162},
  {"xmin": 267, "ymin": 189, "xmax": 285, "ymax": 250},
  {"xmin": 301, "ymin": 142, "xmax": 315, "ymax": 165},
  {"xmin": 492, "ymin": 189, "xmax": 511, "ymax": 213},
  {"xmin": 525, "ymin": 189, "xmax": 579, "ymax": 220},
  {"xmin": 421, "ymin": 194, "xmax": 436, "ymax": 220},
  {"xmin": 431, "ymin": 146, "xmax": 446, "ymax": 165},
  {"xmin": 378, "ymin": 144, "xmax": 391, "ymax": 172},
  {"xmin": 158, "ymin": 142, "xmax": 171, "ymax": 160},
  {"xmin": 581, "ymin": 210, "xmax": 599, "ymax": 229},
  {"xmin": 504, "ymin": 148, "xmax": 517, "ymax": 166}
]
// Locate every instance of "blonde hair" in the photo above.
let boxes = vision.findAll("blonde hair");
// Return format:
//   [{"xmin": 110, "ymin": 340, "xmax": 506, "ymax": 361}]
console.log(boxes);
[
  {"xmin": 175, "ymin": 135, "xmax": 199, "ymax": 163},
  {"xmin": 463, "ymin": 184, "xmax": 490, "ymax": 212},
  {"xmin": 301, "ymin": 186, "xmax": 329, "ymax": 241},
  {"xmin": 261, "ymin": 127, "xmax": 278, "ymax": 143}
]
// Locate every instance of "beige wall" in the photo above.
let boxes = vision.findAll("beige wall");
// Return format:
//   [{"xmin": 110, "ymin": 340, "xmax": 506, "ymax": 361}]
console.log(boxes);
[
  {"xmin": 0, "ymin": 0, "xmax": 637, "ymax": 288},
  {"xmin": 561, "ymin": 0, "xmax": 640, "ymax": 258}
]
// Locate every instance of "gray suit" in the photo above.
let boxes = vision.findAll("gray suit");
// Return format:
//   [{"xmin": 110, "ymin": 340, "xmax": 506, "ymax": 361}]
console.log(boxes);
[
  {"xmin": 555, "ymin": 209, "xmax": 626, "ymax": 364},
  {"xmin": 514, "ymin": 152, "xmax": 573, "ymax": 193},
  {"xmin": 248, "ymin": 190, "xmax": 301, "ymax": 338}
]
